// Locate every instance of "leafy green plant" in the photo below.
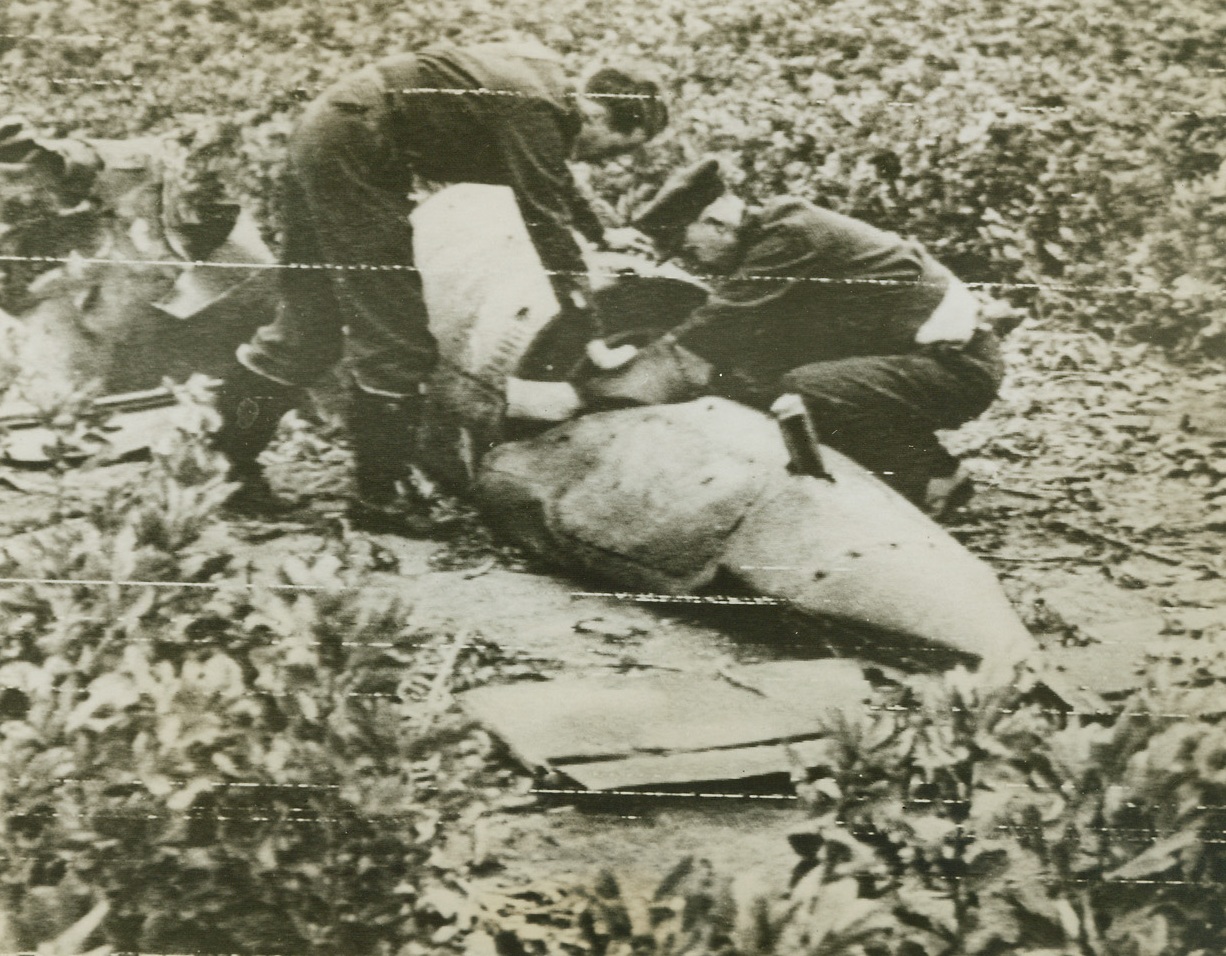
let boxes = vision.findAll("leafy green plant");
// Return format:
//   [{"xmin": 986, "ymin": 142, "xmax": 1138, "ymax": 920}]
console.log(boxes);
[
  {"xmin": 731, "ymin": 658, "xmax": 1226, "ymax": 956},
  {"xmin": 0, "ymin": 386, "xmax": 508, "ymax": 955}
]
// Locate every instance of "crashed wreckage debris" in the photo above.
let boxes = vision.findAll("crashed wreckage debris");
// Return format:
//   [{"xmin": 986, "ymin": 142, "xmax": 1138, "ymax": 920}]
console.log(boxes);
[
  {"xmin": 476, "ymin": 396, "xmax": 1035, "ymax": 667},
  {"xmin": 459, "ymin": 660, "xmax": 877, "ymax": 792},
  {"xmin": 2, "ymin": 177, "xmax": 1036, "ymax": 672},
  {"xmin": 408, "ymin": 185, "xmax": 1036, "ymax": 668},
  {"xmin": 0, "ymin": 128, "xmax": 276, "ymax": 412}
]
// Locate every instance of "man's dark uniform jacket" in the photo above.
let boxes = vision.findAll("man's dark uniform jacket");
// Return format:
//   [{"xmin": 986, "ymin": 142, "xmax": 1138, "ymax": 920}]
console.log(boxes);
[
  {"xmin": 240, "ymin": 42, "xmax": 605, "ymax": 397},
  {"xmin": 673, "ymin": 197, "xmax": 1005, "ymax": 499},
  {"xmin": 380, "ymin": 45, "xmax": 605, "ymax": 282}
]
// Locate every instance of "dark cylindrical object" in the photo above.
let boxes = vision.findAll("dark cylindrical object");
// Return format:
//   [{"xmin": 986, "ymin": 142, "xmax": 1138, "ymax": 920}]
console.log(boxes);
[{"xmin": 771, "ymin": 393, "xmax": 831, "ymax": 480}]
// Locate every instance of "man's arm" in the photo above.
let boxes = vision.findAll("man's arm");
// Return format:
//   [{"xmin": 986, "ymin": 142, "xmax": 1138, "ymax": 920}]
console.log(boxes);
[
  {"xmin": 670, "ymin": 218, "xmax": 820, "ymax": 368},
  {"xmin": 565, "ymin": 181, "xmax": 609, "ymax": 245},
  {"xmin": 496, "ymin": 102, "xmax": 597, "ymax": 313}
]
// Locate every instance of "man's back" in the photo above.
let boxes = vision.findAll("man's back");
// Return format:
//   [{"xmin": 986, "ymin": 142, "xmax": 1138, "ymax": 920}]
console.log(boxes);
[
  {"xmin": 758, "ymin": 198, "xmax": 937, "ymax": 287},
  {"xmin": 679, "ymin": 198, "xmax": 952, "ymax": 372},
  {"xmin": 376, "ymin": 42, "xmax": 581, "ymax": 185}
]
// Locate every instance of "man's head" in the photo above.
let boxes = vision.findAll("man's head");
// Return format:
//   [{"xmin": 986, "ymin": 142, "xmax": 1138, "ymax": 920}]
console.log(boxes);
[
  {"xmin": 682, "ymin": 193, "xmax": 748, "ymax": 271},
  {"xmin": 572, "ymin": 63, "xmax": 668, "ymax": 161}
]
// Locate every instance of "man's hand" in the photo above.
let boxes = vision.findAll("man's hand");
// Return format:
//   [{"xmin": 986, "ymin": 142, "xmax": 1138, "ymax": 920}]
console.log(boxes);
[
  {"xmin": 586, "ymin": 338, "xmax": 639, "ymax": 371},
  {"xmin": 505, "ymin": 377, "xmax": 585, "ymax": 422},
  {"xmin": 577, "ymin": 336, "xmax": 714, "ymax": 409},
  {"xmin": 601, "ymin": 226, "xmax": 656, "ymax": 255}
]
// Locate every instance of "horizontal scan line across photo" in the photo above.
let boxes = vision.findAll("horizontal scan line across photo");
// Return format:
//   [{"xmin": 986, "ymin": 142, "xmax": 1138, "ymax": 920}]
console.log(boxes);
[{"xmin": 1, "ymin": 2, "xmax": 1224, "ymax": 954}]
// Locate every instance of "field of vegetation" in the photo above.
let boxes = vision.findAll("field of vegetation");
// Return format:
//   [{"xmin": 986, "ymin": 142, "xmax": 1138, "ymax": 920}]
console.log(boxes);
[{"xmin": 2, "ymin": 1, "xmax": 1225, "ymax": 953}]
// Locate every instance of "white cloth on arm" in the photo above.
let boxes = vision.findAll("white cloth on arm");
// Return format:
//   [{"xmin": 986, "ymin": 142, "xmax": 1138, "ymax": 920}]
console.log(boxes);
[{"xmin": 914, "ymin": 274, "xmax": 979, "ymax": 346}]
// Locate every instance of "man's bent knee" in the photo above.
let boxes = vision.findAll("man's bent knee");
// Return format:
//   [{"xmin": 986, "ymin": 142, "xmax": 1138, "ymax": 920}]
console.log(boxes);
[{"xmin": 237, "ymin": 335, "xmax": 340, "ymax": 389}]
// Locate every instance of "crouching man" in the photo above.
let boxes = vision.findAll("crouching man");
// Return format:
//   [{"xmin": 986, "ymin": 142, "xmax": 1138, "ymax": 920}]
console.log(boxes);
[
  {"xmin": 584, "ymin": 189, "xmax": 1004, "ymax": 516},
  {"xmin": 212, "ymin": 40, "xmax": 667, "ymax": 533}
]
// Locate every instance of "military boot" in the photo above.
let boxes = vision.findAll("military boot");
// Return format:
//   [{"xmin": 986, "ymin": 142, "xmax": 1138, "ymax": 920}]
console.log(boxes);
[
  {"xmin": 212, "ymin": 363, "xmax": 301, "ymax": 516},
  {"xmin": 346, "ymin": 385, "xmax": 437, "ymax": 537}
]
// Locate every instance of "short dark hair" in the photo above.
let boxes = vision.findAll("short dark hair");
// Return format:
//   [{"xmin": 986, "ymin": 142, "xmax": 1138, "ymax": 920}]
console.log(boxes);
[{"xmin": 583, "ymin": 63, "xmax": 668, "ymax": 139}]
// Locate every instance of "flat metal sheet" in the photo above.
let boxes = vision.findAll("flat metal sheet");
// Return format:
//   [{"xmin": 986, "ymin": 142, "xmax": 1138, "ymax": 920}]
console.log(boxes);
[
  {"xmin": 1, "ymin": 402, "xmax": 189, "ymax": 465},
  {"xmin": 459, "ymin": 660, "xmax": 873, "ymax": 790},
  {"xmin": 0, "ymin": 388, "xmax": 183, "ymax": 465}
]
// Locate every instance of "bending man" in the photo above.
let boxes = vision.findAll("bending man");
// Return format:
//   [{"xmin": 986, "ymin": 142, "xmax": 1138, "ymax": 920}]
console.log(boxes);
[
  {"xmin": 587, "ymin": 190, "xmax": 1003, "ymax": 515},
  {"xmin": 213, "ymin": 40, "xmax": 667, "ymax": 532}
]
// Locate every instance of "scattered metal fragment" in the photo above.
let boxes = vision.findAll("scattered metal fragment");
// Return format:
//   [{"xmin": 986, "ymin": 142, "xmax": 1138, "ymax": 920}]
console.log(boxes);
[{"xmin": 460, "ymin": 660, "xmax": 876, "ymax": 791}]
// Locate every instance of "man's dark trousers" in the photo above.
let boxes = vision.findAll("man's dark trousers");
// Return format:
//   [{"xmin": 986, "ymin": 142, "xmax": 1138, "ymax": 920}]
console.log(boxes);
[
  {"xmin": 240, "ymin": 66, "xmax": 435, "ymax": 398},
  {"xmin": 778, "ymin": 329, "xmax": 1004, "ymax": 501}
]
